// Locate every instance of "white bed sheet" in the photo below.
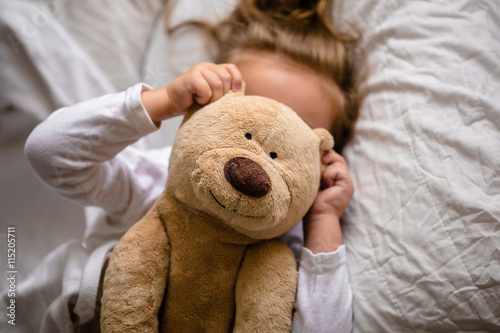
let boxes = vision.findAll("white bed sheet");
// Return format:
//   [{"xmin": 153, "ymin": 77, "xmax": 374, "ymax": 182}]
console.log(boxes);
[{"xmin": 337, "ymin": 1, "xmax": 500, "ymax": 331}]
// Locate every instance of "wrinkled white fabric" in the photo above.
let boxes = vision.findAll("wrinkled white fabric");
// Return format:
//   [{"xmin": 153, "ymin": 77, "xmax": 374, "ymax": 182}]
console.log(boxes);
[
  {"xmin": 338, "ymin": 1, "xmax": 500, "ymax": 331},
  {"xmin": 0, "ymin": 0, "xmax": 116, "ymax": 119}
]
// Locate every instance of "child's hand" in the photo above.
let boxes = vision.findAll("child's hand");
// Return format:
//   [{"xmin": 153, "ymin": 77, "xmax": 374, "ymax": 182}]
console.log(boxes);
[
  {"xmin": 168, "ymin": 62, "xmax": 243, "ymax": 114},
  {"xmin": 303, "ymin": 149, "xmax": 354, "ymax": 253},
  {"xmin": 311, "ymin": 150, "xmax": 354, "ymax": 219},
  {"xmin": 142, "ymin": 62, "xmax": 243, "ymax": 124}
]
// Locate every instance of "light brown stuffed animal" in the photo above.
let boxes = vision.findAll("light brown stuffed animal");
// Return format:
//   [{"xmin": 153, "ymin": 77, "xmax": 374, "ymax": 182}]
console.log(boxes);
[{"xmin": 100, "ymin": 89, "xmax": 334, "ymax": 332}]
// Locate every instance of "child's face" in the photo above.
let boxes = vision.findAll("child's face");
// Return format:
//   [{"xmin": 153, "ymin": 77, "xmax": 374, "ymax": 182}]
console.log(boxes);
[{"xmin": 231, "ymin": 50, "xmax": 341, "ymax": 131}]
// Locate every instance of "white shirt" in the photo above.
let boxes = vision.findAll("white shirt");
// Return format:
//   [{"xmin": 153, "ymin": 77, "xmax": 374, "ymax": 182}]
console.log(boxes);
[{"xmin": 19, "ymin": 83, "xmax": 352, "ymax": 333}]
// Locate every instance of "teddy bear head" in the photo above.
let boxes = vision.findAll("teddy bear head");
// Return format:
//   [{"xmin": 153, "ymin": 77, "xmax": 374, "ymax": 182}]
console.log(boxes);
[{"xmin": 166, "ymin": 91, "xmax": 333, "ymax": 239}]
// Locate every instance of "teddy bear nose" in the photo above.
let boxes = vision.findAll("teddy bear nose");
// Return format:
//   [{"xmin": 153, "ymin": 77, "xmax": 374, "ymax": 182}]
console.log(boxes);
[{"xmin": 224, "ymin": 157, "xmax": 271, "ymax": 198}]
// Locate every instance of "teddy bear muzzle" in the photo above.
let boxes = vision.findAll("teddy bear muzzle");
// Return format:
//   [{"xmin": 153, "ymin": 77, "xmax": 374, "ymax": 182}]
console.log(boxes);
[{"xmin": 224, "ymin": 157, "xmax": 271, "ymax": 198}]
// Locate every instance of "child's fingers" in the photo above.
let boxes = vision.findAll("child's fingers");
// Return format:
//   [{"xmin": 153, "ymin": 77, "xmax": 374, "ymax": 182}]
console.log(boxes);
[
  {"xmin": 219, "ymin": 63, "xmax": 244, "ymax": 91},
  {"xmin": 322, "ymin": 162, "xmax": 346, "ymax": 188},
  {"xmin": 211, "ymin": 65, "xmax": 234, "ymax": 96},
  {"xmin": 180, "ymin": 62, "xmax": 244, "ymax": 107},
  {"xmin": 206, "ymin": 64, "xmax": 244, "ymax": 102},
  {"xmin": 190, "ymin": 71, "xmax": 213, "ymax": 105},
  {"xmin": 320, "ymin": 150, "xmax": 353, "ymax": 192},
  {"xmin": 321, "ymin": 149, "xmax": 345, "ymax": 166},
  {"xmin": 199, "ymin": 69, "xmax": 224, "ymax": 104}
]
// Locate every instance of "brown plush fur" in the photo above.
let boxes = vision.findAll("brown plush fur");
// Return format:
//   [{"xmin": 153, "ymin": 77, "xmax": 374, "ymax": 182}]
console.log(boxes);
[{"xmin": 100, "ymin": 91, "xmax": 334, "ymax": 332}]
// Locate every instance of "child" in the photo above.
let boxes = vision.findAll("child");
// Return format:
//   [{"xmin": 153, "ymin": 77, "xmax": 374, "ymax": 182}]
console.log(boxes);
[{"xmin": 20, "ymin": 0, "xmax": 361, "ymax": 331}]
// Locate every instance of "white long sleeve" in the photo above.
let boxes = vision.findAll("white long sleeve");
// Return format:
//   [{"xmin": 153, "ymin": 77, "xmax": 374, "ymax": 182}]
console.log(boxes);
[
  {"xmin": 24, "ymin": 84, "xmax": 353, "ymax": 332},
  {"xmin": 25, "ymin": 83, "xmax": 167, "ymax": 228},
  {"xmin": 292, "ymin": 245, "xmax": 353, "ymax": 333}
]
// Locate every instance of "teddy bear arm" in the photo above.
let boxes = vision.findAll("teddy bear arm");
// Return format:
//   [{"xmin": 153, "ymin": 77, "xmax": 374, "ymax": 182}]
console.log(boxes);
[
  {"xmin": 100, "ymin": 209, "xmax": 170, "ymax": 333},
  {"xmin": 233, "ymin": 239, "xmax": 298, "ymax": 333}
]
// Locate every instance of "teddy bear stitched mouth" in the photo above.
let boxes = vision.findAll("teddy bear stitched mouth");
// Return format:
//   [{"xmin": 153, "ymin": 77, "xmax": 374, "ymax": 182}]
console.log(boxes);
[{"xmin": 210, "ymin": 191, "xmax": 265, "ymax": 219}]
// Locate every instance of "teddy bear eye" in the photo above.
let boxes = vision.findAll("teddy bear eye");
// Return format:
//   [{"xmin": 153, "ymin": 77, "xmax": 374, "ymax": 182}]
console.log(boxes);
[
  {"xmin": 270, "ymin": 152, "xmax": 278, "ymax": 159},
  {"xmin": 245, "ymin": 133, "xmax": 252, "ymax": 140}
]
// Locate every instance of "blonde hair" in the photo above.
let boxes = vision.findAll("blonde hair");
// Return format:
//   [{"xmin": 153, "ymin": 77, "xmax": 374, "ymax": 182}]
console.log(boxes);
[{"xmin": 167, "ymin": 0, "xmax": 363, "ymax": 153}]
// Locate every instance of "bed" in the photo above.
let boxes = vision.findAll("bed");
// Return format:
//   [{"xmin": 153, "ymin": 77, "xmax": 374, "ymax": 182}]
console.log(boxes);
[{"xmin": 1, "ymin": 0, "xmax": 498, "ymax": 331}]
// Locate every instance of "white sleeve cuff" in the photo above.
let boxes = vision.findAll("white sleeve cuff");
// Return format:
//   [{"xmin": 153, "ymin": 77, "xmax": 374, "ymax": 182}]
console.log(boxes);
[
  {"xmin": 299, "ymin": 244, "xmax": 347, "ymax": 274},
  {"xmin": 125, "ymin": 82, "xmax": 158, "ymax": 135},
  {"xmin": 292, "ymin": 244, "xmax": 352, "ymax": 333}
]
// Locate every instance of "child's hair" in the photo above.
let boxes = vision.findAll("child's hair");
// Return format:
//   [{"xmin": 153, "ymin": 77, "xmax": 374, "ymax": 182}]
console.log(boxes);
[{"xmin": 167, "ymin": 0, "xmax": 363, "ymax": 153}]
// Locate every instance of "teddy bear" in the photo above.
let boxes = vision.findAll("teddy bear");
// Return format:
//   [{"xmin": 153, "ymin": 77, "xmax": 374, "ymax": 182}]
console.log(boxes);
[{"xmin": 100, "ymin": 89, "xmax": 334, "ymax": 332}]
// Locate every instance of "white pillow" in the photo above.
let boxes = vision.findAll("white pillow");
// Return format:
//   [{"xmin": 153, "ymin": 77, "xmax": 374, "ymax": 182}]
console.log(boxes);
[{"xmin": 338, "ymin": 1, "xmax": 500, "ymax": 331}]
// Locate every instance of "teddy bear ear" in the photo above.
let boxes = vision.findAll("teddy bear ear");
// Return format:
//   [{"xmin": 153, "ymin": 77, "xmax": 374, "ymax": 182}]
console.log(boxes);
[{"xmin": 313, "ymin": 128, "xmax": 335, "ymax": 152}]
